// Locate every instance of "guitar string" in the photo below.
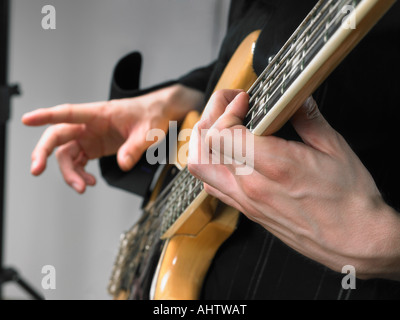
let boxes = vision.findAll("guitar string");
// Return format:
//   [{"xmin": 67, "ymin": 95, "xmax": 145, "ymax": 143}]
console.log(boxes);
[
  {"xmin": 151, "ymin": 167, "xmax": 193, "ymax": 216},
  {"xmin": 156, "ymin": 169, "xmax": 203, "ymax": 233},
  {"xmin": 245, "ymin": 0, "xmax": 349, "ymax": 124},
  {"xmin": 111, "ymin": 0, "xmax": 357, "ymax": 294},
  {"xmin": 110, "ymin": 2, "xmax": 356, "ymax": 296},
  {"xmin": 159, "ymin": 172, "xmax": 204, "ymax": 233},
  {"xmin": 247, "ymin": 0, "xmax": 352, "ymax": 130},
  {"xmin": 145, "ymin": 0, "xmax": 353, "ymax": 233},
  {"xmin": 245, "ymin": 0, "xmax": 332, "ymax": 118},
  {"xmin": 117, "ymin": 173, "xmax": 203, "ymax": 295},
  {"xmin": 246, "ymin": 0, "xmax": 352, "ymax": 126},
  {"xmin": 145, "ymin": 0, "xmax": 333, "ymax": 217},
  {"xmin": 146, "ymin": 166, "xmax": 192, "ymax": 214},
  {"xmin": 109, "ymin": 169, "xmax": 193, "ymax": 293},
  {"xmin": 160, "ymin": 0, "xmax": 347, "ymax": 213},
  {"xmin": 145, "ymin": 168, "xmax": 199, "ymax": 233},
  {"xmin": 246, "ymin": 0, "xmax": 327, "ymax": 107},
  {"xmin": 112, "ymin": 203, "xmax": 166, "ymax": 295}
]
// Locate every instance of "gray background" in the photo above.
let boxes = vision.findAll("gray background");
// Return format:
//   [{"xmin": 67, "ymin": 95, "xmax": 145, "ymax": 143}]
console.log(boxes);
[{"xmin": 4, "ymin": 0, "xmax": 230, "ymax": 299}]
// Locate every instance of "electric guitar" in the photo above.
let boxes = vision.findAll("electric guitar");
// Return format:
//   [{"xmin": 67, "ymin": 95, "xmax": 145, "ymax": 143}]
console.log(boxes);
[{"xmin": 107, "ymin": 0, "xmax": 396, "ymax": 300}]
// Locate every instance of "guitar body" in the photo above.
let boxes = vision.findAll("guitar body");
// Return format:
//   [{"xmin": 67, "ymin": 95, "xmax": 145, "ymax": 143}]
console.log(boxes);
[{"xmin": 151, "ymin": 30, "xmax": 261, "ymax": 300}]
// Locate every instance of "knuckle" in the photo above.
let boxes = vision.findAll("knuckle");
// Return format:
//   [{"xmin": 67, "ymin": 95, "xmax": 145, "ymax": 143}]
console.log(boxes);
[
  {"xmin": 241, "ymin": 178, "xmax": 262, "ymax": 201},
  {"xmin": 325, "ymin": 130, "xmax": 348, "ymax": 157},
  {"xmin": 56, "ymin": 103, "xmax": 72, "ymax": 111},
  {"xmin": 55, "ymin": 147, "xmax": 63, "ymax": 160},
  {"xmin": 210, "ymin": 117, "xmax": 230, "ymax": 133},
  {"xmin": 203, "ymin": 183, "xmax": 214, "ymax": 195},
  {"xmin": 196, "ymin": 118, "xmax": 209, "ymax": 131},
  {"xmin": 63, "ymin": 103, "xmax": 73, "ymax": 109},
  {"xmin": 266, "ymin": 162, "xmax": 293, "ymax": 182},
  {"xmin": 211, "ymin": 90, "xmax": 227, "ymax": 101},
  {"xmin": 187, "ymin": 161, "xmax": 200, "ymax": 178},
  {"xmin": 106, "ymin": 99, "xmax": 117, "ymax": 109},
  {"xmin": 55, "ymin": 144, "xmax": 70, "ymax": 160}
]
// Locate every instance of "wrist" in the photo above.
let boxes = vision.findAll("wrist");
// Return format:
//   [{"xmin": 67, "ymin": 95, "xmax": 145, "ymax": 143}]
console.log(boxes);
[
  {"xmin": 372, "ymin": 203, "xmax": 400, "ymax": 281},
  {"xmin": 157, "ymin": 84, "xmax": 205, "ymax": 122},
  {"xmin": 353, "ymin": 199, "xmax": 400, "ymax": 281}
]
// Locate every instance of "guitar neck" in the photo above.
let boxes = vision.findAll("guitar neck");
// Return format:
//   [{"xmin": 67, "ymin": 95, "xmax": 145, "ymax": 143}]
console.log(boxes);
[
  {"xmin": 109, "ymin": 0, "xmax": 396, "ymax": 300},
  {"xmin": 158, "ymin": 0, "xmax": 396, "ymax": 239},
  {"xmin": 246, "ymin": 0, "xmax": 396, "ymax": 136}
]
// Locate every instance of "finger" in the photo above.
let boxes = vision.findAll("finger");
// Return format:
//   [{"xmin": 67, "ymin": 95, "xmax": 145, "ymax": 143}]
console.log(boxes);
[
  {"xmin": 204, "ymin": 91, "xmax": 292, "ymax": 177},
  {"xmin": 191, "ymin": 92, "xmax": 251, "ymax": 168},
  {"xmin": 76, "ymin": 167, "xmax": 97, "ymax": 187},
  {"xmin": 203, "ymin": 183, "xmax": 245, "ymax": 212},
  {"xmin": 205, "ymin": 92, "xmax": 250, "ymax": 165},
  {"xmin": 198, "ymin": 89, "xmax": 244, "ymax": 129},
  {"xmin": 22, "ymin": 101, "xmax": 106, "ymax": 126},
  {"xmin": 74, "ymin": 151, "xmax": 97, "ymax": 186},
  {"xmin": 188, "ymin": 152, "xmax": 237, "ymax": 199},
  {"xmin": 55, "ymin": 141, "xmax": 89, "ymax": 193},
  {"xmin": 290, "ymin": 96, "xmax": 339, "ymax": 154},
  {"xmin": 207, "ymin": 91, "xmax": 250, "ymax": 132},
  {"xmin": 188, "ymin": 121, "xmax": 211, "ymax": 168},
  {"xmin": 116, "ymin": 128, "xmax": 149, "ymax": 171},
  {"xmin": 206, "ymin": 130, "xmax": 299, "ymax": 183},
  {"xmin": 188, "ymin": 90, "xmax": 245, "ymax": 169},
  {"xmin": 30, "ymin": 124, "xmax": 84, "ymax": 175}
]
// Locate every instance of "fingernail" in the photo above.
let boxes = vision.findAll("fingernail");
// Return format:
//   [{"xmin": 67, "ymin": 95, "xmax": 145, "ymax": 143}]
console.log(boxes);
[
  {"xmin": 124, "ymin": 154, "xmax": 133, "ymax": 167},
  {"xmin": 31, "ymin": 160, "xmax": 39, "ymax": 173},
  {"xmin": 304, "ymin": 97, "xmax": 319, "ymax": 119},
  {"xmin": 31, "ymin": 160, "xmax": 37, "ymax": 169},
  {"xmin": 72, "ymin": 183, "xmax": 82, "ymax": 192},
  {"xmin": 21, "ymin": 112, "xmax": 32, "ymax": 123}
]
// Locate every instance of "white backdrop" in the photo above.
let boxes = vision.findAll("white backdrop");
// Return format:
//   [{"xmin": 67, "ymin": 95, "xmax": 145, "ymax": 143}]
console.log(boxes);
[{"xmin": 4, "ymin": 0, "xmax": 230, "ymax": 300}]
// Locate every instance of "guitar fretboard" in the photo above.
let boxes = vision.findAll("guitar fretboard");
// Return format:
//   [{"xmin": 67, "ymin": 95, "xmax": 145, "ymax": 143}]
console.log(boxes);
[
  {"xmin": 158, "ymin": 0, "xmax": 362, "ymax": 236},
  {"xmin": 245, "ymin": 0, "xmax": 360, "ymax": 131},
  {"xmin": 109, "ymin": 0, "xmax": 395, "ymax": 299},
  {"xmin": 159, "ymin": 167, "xmax": 202, "ymax": 235}
]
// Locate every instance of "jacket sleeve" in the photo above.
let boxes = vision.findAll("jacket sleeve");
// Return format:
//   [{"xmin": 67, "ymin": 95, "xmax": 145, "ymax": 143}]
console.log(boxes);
[
  {"xmin": 109, "ymin": 51, "xmax": 215, "ymax": 100},
  {"xmin": 100, "ymin": 50, "xmax": 215, "ymax": 198}
]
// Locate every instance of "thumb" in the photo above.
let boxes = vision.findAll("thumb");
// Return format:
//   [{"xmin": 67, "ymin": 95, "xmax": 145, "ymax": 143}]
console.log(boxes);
[
  {"xmin": 117, "ymin": 131, "xmax": 148, "ymax": 171},
  {"xmin": 290, "ymin": 96, "xmax": 338, "ymax": 154}
]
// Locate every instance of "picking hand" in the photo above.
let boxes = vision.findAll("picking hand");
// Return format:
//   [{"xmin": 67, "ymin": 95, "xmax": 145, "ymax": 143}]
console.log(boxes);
[{"xmin": 22, "ymin": 84, "xmax": 204, "ymax": 193}]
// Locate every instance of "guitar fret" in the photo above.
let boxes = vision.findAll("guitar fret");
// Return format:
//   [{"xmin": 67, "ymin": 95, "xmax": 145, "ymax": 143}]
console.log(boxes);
[
  {"xmin": 245, "ymin": 0, "xmax": 358, "ymax": 131},
  {"xmin": 107, "ymin": 0, "xmax": 391, "ymax": 299},
  {"xmin": 248, "ymin": 0, "xmax": 334, "ymax": 100},
  {"xmin": 159, "ymin": 168, "xmax": 206, "ymax": 235}
]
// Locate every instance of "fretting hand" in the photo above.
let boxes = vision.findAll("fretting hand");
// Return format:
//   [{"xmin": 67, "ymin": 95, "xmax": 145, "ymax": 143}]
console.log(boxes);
[{"xmin": 188, "ymin": 89, "xmax": 400, "ymax": 281}]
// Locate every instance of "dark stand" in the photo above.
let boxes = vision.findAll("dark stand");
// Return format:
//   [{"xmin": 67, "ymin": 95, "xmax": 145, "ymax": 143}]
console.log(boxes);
[{"xmin": 0, "ymin": 0, "xmax": 44, "ymax": 300}]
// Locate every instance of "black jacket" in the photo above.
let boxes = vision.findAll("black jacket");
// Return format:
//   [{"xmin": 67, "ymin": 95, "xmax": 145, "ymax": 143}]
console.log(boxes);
[{"xmin": 102, "ymin": 0, "xmax": 400, "ymax": 299}]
